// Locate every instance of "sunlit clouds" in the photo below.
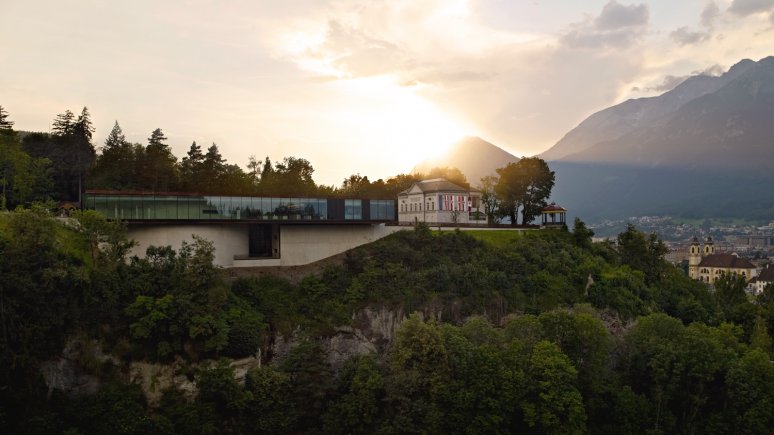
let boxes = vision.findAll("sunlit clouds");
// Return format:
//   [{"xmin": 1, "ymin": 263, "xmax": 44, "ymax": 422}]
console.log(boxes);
[{"xmin": 2, "ymin": 0, "xmax": 774, "ymax": 185}]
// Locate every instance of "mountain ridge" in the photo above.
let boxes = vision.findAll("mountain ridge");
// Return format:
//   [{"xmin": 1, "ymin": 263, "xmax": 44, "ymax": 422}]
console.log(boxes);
[
  {"xmin": 412, "ymin": 136, "xmax": 519, "ymax": 186},
  {"xmin": 540, "ymin": 57, "xmax": 758, "ymax": 162}
]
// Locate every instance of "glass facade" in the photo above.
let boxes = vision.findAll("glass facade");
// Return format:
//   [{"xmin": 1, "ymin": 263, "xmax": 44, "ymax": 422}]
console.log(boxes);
[
  {"xmin": 369, "ymin": 199, "xmax": 396, "ymax": 220},
  {"xmin": 344, "ymin": 199, "xmax": 362, "ymax": 220},
  {"xmin": 84, "ymin": 193, "xmax": 393, "ymax": 222}
]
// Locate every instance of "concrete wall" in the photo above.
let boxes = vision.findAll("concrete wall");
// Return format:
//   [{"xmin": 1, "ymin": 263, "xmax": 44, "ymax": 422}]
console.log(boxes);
[
  {"xmin": 274, "ymin": 224, "xmax": 404, "ymax": 267},
  {"xmin": 127, "ymin": 223, "xmax": 405, "ymax": 268},
  {"xmin": 127, "ymin": 224, "xmax": 249, "ymax": 267}
]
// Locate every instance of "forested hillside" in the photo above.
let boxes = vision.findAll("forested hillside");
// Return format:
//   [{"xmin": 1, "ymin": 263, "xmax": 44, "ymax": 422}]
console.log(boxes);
[{"xmin": 1, "ymin": 206, "xmax": 772, "ymax": 434}]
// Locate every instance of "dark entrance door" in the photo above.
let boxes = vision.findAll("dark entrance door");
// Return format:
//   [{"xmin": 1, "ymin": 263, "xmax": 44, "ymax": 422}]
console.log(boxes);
[{"xmin": 248, "ymin": 224, "xmax": 274, "ymax": 258}]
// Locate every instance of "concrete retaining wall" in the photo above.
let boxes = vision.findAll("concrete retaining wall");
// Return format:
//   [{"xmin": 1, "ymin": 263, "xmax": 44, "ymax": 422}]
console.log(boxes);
[{"xmin": 275, "ymin": 224, "xmax": 404, "ymax": 267}]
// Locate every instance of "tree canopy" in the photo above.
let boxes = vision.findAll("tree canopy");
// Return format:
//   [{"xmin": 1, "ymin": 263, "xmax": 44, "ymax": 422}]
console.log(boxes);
[{"xmin": 495, "ymin": 157, "xmax": 555, "ymax": 225}]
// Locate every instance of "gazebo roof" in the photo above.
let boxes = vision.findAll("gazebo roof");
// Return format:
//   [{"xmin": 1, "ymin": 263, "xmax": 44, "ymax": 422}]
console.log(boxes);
[{"xmin": 542, "ymin": 203, "xmax": 566, "ymax": 213}]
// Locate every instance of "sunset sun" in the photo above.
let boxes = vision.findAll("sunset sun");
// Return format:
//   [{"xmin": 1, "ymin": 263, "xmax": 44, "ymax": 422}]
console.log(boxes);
[{"xmin": 326, "ymin": 75, "xmax": 472, "ymax": 172}]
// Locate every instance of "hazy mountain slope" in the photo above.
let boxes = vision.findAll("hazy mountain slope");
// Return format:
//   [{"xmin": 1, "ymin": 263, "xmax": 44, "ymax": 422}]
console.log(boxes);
[
  {"xmin": 413, "ymin": 136, "xmax": 519, "ymax": 186},
  {"xmin": 536, "ymin": 56, "xmax": 774, "ymax": 221},
  {"xmin": 541, "ymin": 58, "xmax": 756, "ymax": 161},
  {"xmin": 559, "ymin": 56, "xmax": 774, "ymax": 172}
]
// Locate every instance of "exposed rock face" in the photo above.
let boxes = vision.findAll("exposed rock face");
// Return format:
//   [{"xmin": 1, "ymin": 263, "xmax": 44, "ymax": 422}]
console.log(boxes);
[
  {"xmin": 128, "ymin": 360, "xmax": 197, "ymax": 406},
  {"xmin": 41, "ymin": 304, "xmax": 451, "ymax": 404},
  {"xmin": 129, "ymin": 355, "xmax": 261, "ymax": 406},
  {"xmin": 39, "ymin": 338, "xmax": 114, "ymax": 397},
  {"xmin": 323, "ymin": 327, "xmax": 377, "ymax": 368},
  {"xmin": 352, "ymin": 305, "xmax": 409, "ymax": 351},
  {"xmin": 269, "ymin": 306, "xmax": 409, "ymax": 370}
]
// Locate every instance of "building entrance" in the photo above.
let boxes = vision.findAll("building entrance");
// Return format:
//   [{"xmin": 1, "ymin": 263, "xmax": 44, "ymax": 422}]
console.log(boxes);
[{"xmin": 248, "ymin": 224, "xmax": 278, "ymax": 258}]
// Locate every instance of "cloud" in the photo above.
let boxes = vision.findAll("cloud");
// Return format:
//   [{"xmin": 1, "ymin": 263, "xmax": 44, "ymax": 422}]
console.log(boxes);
[
  {"xmin": 646, "ymin": 74, "xmax": 689, "ymax": 92},
  {"xmin": 698, "ymin": 64, "xmax": 725, "ymax": 76},
  {"xmin": 560, "ymin": 1, "xmax": 650, "ymax": 49},
  {"xmin": 729, "ymin": 0, "xmax": 774, "ymax": 16},
  {"xmin": 701, "ymin": 2, "xmax": 720, "ymax": 27},
  {"xmin": 670, "ymin": 27, "xmax": 710, "ymax": 45},
  {"xmin": 286, "ymin": 18, "xmax": 412, "ymax": 79},
  {"xmin": 594, "ymin": 1, "xmax": 649, "ymax": 30},
  {"xmin": 643, "ymin": 64, "xmax": 725, "ymax": 93}
]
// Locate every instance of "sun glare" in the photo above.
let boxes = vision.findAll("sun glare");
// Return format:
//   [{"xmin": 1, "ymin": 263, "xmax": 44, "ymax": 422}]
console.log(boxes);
[{"xmin": 329, "ymin": 76, "xmax": 470, "ymax": 172}]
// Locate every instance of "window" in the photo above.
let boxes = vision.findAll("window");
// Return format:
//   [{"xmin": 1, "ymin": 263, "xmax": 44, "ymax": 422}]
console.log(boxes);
[
  {"xmin": 370, "ymin": 200, "xmax": 393, "ymax": 220},
  {"xmin": 345, "ymin": 199, "xmax": 362, "ymax": 220}
]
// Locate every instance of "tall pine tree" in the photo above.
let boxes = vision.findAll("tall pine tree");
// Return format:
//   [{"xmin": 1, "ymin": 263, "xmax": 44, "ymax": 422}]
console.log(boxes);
[
  {"xmin": 89, "ymin": 121, "xmax": 140, "ymax": 190},
  {"xmin": 71, "ymin": 107, "xmax": 97, "ymax": 204},
  {"xmin": 141, "ymin": 128, "xmax": 178, "ymax": 191},
  {"xmin": 51, "ymin": 110, "xmax": 75, "ymax": 136},
  {"xmin": 180, "ymin": 141, "xmax": 205, "ymax": 191},
  {"xmin": 0, "ymin": 106, "xmax": 14, "ymax": 133}
]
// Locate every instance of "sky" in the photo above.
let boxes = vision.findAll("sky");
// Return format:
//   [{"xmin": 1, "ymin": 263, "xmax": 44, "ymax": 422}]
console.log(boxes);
[{"xmin": 2, "ymin": 0, "xmax": 774, "ymax": 186}]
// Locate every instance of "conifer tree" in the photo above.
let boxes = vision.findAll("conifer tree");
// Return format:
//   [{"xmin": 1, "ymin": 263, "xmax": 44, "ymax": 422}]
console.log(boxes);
[
  {"xmin": 73, "ymin": 107, "xmax": 95, "ymax": 144},
  {"xmin": 180, "ymin": 141, "xmax": 205, "ymax": 191},
  {"xmin": 51, "ymin": 110, "xmax": 75, "ymax": 136},
  {"xmin": 103, "ymin": 121, "xmax": 128, "ymax": 152},
  {"xmin": 141, "ymin": 128, "xmax": 178, "ymax": 191},
  {"xmin": 89, "ymin": 121, "xmax": 139, "ymax": 190},
  {"xmin": 202, "ymin": 143, "xmax": 226, "ymax": 188},
  {"xmin": 71, "ymin": 107, "xmax": 97, "ymax": 203},
  {"xmin": 0, "ymin": 106, "xmax": 14, "ymax": 133}
]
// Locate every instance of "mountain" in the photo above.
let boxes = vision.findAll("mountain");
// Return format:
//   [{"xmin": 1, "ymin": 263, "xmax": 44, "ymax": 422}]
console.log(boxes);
[
  {"xmin": 541, "ymin": 56, "xmax": 774, "ymax": 221},
  {"xmin": 413, "ymin": 136, "xmax": 519, "ymax": 186},
  {"xmin": 541, "ymin": 58, "xmax": 756, "ymax": 162}
]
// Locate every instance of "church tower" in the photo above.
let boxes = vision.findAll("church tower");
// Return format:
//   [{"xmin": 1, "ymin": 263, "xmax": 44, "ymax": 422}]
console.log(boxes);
[
  {"xmin": 703, "ymin": 236, "xmax": 715, "ymax": 256},
  {"xmin": 689, "ymin": 237, "xmax": 701, "ymax": 279}
]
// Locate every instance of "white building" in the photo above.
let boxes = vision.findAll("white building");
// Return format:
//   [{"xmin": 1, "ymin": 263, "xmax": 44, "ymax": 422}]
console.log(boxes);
[
  {"xmin": 749, "ymin": 265, "xmax": 774, "ymax": 295},
  {"xmin": 398, "ymin": 178, "xmax": 482, "ymax": 225}
]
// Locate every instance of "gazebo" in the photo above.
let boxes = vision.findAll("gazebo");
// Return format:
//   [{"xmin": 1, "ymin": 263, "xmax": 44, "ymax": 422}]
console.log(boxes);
[{"xmin": 541, "ymin": 203, "xmax": 567, "ymax": 227}]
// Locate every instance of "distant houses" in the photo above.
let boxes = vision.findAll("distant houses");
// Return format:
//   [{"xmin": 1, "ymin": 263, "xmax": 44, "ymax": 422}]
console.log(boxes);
[{"xmin": 398, "ymin": 178, "xmax": 483, "ymax": 225}]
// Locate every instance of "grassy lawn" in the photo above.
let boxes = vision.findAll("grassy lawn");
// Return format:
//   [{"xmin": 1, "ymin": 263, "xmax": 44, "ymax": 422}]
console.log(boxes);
[{"xmin": 465, "ymin": 230, "xmax": 524, "ymax": 248}]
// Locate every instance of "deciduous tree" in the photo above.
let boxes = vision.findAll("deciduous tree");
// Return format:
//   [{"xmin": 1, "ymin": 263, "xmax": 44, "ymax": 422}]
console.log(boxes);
[{"xmin": 479, "ymin": 175, "xmax": 500, "ymax": 224}]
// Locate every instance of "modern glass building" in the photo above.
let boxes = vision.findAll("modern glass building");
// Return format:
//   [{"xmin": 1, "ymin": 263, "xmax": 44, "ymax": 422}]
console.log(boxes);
[
  {"xmin": 84, "ymin": 191, "xmax": 398, "ymax": 261},
  {"xmin": 84, "ymin": 191, "xmax": 396, "ymax": 222}
]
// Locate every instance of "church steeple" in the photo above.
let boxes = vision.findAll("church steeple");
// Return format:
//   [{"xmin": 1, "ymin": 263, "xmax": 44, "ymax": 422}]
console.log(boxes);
[
  {"xmin": 703, "ymin": 236, "xmax": 715, "ymax": 256},
  {"xmin": 689, "ymin": 237, "xmax": 701, "ymax": 279}
]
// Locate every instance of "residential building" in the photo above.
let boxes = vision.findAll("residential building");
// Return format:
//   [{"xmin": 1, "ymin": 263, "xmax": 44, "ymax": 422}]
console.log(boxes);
[
  {"xmin": 749, "ymin": 265, "xmax": 774, "ymax": 295},
  {"xmin": 397, "ymin": 178, "xmax": 482, "ymax": 225}
]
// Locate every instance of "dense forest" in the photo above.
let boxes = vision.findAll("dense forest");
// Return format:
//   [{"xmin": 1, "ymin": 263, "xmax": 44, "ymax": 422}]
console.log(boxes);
[{"xmin": 1, "ymin": 201, "xmax": 773, "ymax": 434}]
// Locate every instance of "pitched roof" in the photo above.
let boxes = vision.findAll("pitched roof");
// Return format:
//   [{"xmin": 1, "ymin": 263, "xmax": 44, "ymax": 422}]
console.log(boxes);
[
  {"xmin": 698, "ymin": 253, "xmax": 756, "ymax": 269},
  {"xmin": 757, "ymin": 266, "xmax": 774, "ymax": 282},
  {"xmin": 399, "ymin": 178, "xmax": 477, "ymax": 195},
  {"xmin": 542, "ymin": 203, "xmax": 566, "ymax": 212}
]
